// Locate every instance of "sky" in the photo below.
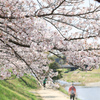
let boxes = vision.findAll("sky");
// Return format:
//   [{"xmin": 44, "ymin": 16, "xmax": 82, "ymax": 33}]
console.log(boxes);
[{"xmin": 84, "ymin": 0, "xmax": 99, "ymax": 6}]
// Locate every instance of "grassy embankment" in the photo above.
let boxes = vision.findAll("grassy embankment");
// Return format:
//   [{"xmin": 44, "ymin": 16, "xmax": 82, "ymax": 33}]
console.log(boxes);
[
  {"xmin": 0, "ymin": 75, "xmax": 42, "ymax": 100},
  {"xmin": 59, "ymin": 68, "xmax": 100, "ymax": 85}
]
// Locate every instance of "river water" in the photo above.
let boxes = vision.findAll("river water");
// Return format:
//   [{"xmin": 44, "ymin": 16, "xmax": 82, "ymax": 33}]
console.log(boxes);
[{"xmin": 57, "ymin": 80, "xmax": 100, "ymax": 100}]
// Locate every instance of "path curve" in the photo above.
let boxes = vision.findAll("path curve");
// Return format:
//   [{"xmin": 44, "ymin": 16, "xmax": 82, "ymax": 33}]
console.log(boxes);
[{"xmin": 36, "ymin": 88, "xmax": 70, "ymax": 100}]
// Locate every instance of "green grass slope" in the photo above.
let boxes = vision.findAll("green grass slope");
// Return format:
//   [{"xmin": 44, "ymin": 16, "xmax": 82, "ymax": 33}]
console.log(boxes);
[
  {"xmin": 60, "ymin": 68, "xmax": 100, "ymax": 85},
  {"xmin": 0, "ymin": 75, "xmax": 42, "ymax": 100}
]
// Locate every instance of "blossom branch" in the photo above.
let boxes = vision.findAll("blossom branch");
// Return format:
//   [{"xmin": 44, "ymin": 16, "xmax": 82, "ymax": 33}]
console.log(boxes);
[
  {"xmin": 9, "ymin": 39, "xmax": 30, "ymax": 48},
  {"xmin": 0, "ymin": 38, "xmax": 41, "ymax": 85}
]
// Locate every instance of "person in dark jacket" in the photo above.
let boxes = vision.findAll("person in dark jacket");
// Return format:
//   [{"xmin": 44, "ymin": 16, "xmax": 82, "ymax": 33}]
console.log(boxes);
[{"xmin": 43, "ymin": 77, "xmax": 47, "ymax": 89}]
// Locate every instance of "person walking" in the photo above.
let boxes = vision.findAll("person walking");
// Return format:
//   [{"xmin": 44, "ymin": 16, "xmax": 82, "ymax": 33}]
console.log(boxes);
[
  {"xmin": 43, "ymin": 77, "xmax": 47, "ymax": 89},
  {"xmin": 68, "ymin": 83, "xmax": 76, "ymax": 100}
]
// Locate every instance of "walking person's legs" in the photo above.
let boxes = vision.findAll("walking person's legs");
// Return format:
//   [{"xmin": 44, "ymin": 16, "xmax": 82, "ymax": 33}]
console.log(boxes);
[
  {"xmin": 73, "ymin": 96, "xmax": 74, "ymax": 100},
  {"xmin": 72, "ymin": 95, "xmax": 75, "ymax": 100},
  {"xmin": 70, "ymin": 95, "xmax": 72, "ymax": 100},
  {"xmin": 43, "ymin": 83, "xmax": 46, "ymax": 89},
  {"xmin": 70, "ymin": 95, "xmax": 74, "ymax": 100},
  {"xmin": 70, "ymin": 95, "xmax": 75, "ymax": 100}
]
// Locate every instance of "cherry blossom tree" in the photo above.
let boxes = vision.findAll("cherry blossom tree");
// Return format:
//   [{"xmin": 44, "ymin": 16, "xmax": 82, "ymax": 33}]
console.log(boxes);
[
  {"xmin": 0, "ymin": 0, "xmax": 100, "ymax": 85},
  {"xmin": 95, "ymin": 0, "xmax": 100, "ymax": 3}
]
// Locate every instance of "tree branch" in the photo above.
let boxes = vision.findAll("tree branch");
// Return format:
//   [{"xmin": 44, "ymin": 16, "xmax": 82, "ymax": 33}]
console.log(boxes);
[
  {"xmin": 64, "ymin": 35, "xmax": 99, "ymax": 41},
  {"xmin": 43, "ymin": 17, "xmax": 66, "ymax": 39},
  {"xmin": 9, "ymin": 39, "xmax": 30, "ymax": 48},
  {"xmin": 52, "ymin": 46, "xmax": 100, "ymax": 52},
  {"xmin": 49, "ymin": 51, "xmax": 65, "ymax": 60},
  {"xmin": 51, "ymin": 0, "xmax": 65, "ymax": 14},
  {"xmin": 0, "ymin": 38, "xmax": 41, "ymax": 85}
]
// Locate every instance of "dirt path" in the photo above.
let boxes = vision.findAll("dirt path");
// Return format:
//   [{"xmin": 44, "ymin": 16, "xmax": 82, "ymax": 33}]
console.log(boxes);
[{"xmin": 32, "ymin": 87, "xmax": 70, "ymax": 100}]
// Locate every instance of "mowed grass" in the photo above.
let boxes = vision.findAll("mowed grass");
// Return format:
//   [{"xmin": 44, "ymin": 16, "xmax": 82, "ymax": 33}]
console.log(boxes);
[
  {"xmin": 0, "ymin": 75, "xmax": 42, "ymax": 100},
  {"xmin": 58, "ymin": 85, "xmax": 69, "ymax": 95},
  {"xmin": 0, "ymin": 84, "xmax": 27, "ymax": 100},
  {"xmin": 60, "ymin": 68, "xmax": 100, "ymax": 85}
]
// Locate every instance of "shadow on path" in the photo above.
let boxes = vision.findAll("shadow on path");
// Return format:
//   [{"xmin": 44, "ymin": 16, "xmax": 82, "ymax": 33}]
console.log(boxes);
[{"xmin": 35, "ymin": 88, "xmax": 69, "ymax": 100}]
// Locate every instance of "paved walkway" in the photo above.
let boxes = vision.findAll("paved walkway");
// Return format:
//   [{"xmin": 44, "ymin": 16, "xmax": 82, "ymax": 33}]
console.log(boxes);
[{"xmin": 31, "ymin": 87, "xmax": 70, "ymax": 100}]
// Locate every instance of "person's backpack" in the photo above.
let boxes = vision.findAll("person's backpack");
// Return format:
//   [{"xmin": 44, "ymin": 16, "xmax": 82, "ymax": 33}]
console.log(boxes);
[{"xmin": 71, "ymin": 87, "xmax": 75, "ymax": 95}]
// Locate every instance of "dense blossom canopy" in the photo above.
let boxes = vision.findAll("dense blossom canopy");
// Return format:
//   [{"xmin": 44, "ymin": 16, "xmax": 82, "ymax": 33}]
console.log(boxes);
[{"xmin": 0, "ymin": 0, "xmax": 100, "ymax": 85}]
